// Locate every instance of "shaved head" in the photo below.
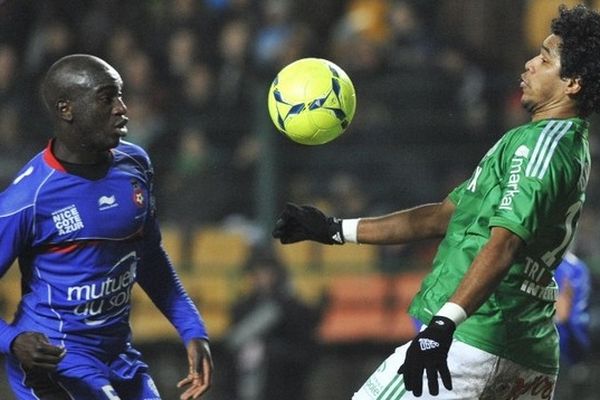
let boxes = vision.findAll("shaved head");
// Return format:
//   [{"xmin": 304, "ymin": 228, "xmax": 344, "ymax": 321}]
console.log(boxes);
[
  {"xmin": 41, "ymin": 54, "xmax": 128, "ymax": 163},
  {"xmin": 42, "ymin": 54, "xmax": 122, "ymax": 114}
]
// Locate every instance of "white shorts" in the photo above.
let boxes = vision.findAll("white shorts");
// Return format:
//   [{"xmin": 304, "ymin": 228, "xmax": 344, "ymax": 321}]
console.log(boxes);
[{"xmin": 352, "ymin": 339, "xmax": 556, "ymax": 400}]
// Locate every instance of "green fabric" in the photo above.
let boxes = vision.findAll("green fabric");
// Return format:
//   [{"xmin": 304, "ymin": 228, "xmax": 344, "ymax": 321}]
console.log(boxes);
[{"xmin": 409, "ymin": 118, "xmax": 590, "ymax": 374}]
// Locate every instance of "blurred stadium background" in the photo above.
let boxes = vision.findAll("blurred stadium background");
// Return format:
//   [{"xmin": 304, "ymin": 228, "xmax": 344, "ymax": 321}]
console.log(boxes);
[{"xmin": 1, "ymin": 0, "xmax": 600, "ymax": 399}]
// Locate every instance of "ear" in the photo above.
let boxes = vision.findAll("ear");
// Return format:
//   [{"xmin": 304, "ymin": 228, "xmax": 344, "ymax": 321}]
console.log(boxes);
[
  {"xmin": 56, "ymin": 100, "xmax": 73, "ymax": 122},
  {"xmin": 564, "ymin": 77, "xmax": 582, "ymax": 95}
]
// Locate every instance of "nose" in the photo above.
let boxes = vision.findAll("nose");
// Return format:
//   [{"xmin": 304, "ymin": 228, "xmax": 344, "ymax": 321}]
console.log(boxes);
[
  {"xmin": 113, "ymin": 97, "xmax": 127, "ymax": 115},
  {"xmin": 524, "ymin": 56, "xmax": 535, "ymax": 72}
]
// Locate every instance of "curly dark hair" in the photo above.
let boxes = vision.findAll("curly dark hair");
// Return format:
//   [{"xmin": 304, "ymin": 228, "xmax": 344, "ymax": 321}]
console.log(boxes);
[{"xmin": 551, "ymin": 4, "xmax": 600, "ymax": 117}]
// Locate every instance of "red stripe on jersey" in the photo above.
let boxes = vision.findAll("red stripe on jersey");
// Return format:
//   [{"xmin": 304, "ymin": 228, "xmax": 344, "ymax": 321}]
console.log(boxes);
[
  {"xmin": 44, "ymin": 240, "xmax": 100, "ymax": 254},
  {"xmin": 42, "ymin": 139, "xmax": 67, "ymax": 172}
]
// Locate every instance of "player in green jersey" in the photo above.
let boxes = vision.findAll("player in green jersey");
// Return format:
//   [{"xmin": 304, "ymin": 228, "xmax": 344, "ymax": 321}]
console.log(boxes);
[{"xmin": 273, "ymin": 4, "xmax": 600, "ymax": 399}]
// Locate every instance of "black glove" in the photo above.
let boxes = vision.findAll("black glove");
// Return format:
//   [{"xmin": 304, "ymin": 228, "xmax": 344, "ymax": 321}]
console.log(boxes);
[
  {"xmin": 272, "ymin": 203, "xmax": 344, "ymax": 245},
  {"xmin": 397, "ymin": 316, "xmax": 455, "ymax": 397}
]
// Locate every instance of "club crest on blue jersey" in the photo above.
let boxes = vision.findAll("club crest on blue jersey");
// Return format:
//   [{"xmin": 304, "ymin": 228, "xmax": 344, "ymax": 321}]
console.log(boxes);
[{"xmin": 131, "ymin": 180, "xmax": 145, "ymax": 208}]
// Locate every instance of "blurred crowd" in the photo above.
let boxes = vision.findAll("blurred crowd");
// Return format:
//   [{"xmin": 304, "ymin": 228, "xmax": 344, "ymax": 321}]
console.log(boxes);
[
  {"xmin": 3, "ymin": 1, "xmax": 600, "ymax": 399},
  {"xmin": 1, "ymin": 0, "xmax": 600, "ymax": 274}
]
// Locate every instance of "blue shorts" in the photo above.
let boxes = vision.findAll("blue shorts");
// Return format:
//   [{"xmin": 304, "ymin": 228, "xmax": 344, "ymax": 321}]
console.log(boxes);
[{"xmin": 6, "ymin": 345, "xmax": 161, "ymax": 399}]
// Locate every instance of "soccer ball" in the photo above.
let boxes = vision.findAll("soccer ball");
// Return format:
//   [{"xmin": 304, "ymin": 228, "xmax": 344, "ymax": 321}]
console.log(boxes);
[{"xmin": 267, "ymin": 58, "xmax": 356, "ymax": 145}]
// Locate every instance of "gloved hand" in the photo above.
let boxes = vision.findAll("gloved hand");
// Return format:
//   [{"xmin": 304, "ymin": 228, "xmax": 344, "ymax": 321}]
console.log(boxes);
[
  {"xmin": 272, "ymin": 203, "xmax": 344, "ymax": 245},
  {"xmin": 397, "ymin": 316, "xmax": 455, "ymax": 397}
]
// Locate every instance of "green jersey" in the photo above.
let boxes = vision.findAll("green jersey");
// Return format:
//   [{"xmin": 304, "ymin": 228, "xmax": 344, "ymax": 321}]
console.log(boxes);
[{"xmin": 409, "ymin": 117, "xmax": 590, "ymax": 374}]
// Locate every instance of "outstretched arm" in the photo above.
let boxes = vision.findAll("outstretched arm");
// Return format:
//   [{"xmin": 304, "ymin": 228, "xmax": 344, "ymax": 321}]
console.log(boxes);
[
  {"xmin": 355, "ymin": 197, "xmax": 456, "ymax": 244},
  {"xmin": 273, "ymin": 196, "xmax": 455, "ymax": 245}
]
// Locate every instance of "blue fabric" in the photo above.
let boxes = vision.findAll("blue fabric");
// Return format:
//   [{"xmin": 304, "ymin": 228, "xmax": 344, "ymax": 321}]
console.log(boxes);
[
  {"xmin": 0, "ymin": 140, "xmax": 206, "ymax": 395},
  {"xmin": 6, "ymin": 345, "xmax": 161, "ymax": 399},
  {"xmin": 555, "ymin": 253, "xmax": 591, "ymax": 365}
]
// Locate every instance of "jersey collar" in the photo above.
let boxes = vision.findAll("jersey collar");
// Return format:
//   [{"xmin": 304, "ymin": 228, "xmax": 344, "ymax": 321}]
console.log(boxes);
[
  {"xmin": 42, "ymin": 139, "xmax": 116, "ymax": 174},
  {"xmin": 43, "ymin": 139, "xmax": 66, "ymax": 172}
]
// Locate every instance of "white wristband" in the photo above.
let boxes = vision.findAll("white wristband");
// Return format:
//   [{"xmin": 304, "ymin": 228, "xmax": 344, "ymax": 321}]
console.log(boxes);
[
  {"xmin": 436, "ymin": 302, "xmax": 468, "ymax": 325},
  {"xmin": 341, "ymin": 218, "xmax": 360, "ymax": 243}
]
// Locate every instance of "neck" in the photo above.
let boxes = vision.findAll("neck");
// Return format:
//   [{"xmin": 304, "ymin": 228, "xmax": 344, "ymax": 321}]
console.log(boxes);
[
  {"xmin": 52, "ymin": 139, "xmax": 110, "ymax": 165},
  {"xmin": 531, "ymin": 109, "xmax": 579, "ymax": 122},
  {"xmin": 529, "ymin": 101, "xmax": 579, "ymax": 122}
]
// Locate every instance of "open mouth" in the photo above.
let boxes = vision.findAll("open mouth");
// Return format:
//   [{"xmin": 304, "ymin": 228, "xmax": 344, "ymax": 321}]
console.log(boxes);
[
  {"xmin": 115, "ymin": 118, "xmax": 129, "ymax": 129},
  {"xmin": 115, "ymin": 118, "xmax": 129, "ymax": 136}
]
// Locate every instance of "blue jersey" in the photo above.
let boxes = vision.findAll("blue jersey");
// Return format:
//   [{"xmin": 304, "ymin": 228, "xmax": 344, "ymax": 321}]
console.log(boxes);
[
  {"xmin": 0, "ymin": 140, "xmax": 207, "ymax": 356},
  {"xmin": 555, "ymin": 252, "xmax": 590, "ymax": 365}
]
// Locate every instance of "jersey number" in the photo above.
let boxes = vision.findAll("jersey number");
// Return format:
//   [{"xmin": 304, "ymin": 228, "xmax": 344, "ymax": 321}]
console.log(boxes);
[{"xmin": 541, "ymin": 200, "xmax": 582, "ymax": 266}]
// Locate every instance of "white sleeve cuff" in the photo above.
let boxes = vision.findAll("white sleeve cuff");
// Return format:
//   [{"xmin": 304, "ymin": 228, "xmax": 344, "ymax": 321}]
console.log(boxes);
[
  {"xmin": 341, "ymin": 218, "xmax": 360, "ymax": 243},
  {"xmin": 436, "ymin": 302, "xmax": 468, "ymax": 325}
]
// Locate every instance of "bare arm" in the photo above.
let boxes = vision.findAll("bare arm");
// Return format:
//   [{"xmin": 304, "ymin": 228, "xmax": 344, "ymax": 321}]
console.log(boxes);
[
  {"xmin": 356, "ymin": 196, "xmax": 456, "ymax": 244},
  {"xmin": 398, "ymin": 226, "xmax": 523, "ymax": 397},
  {"xmin": 449, "ymin": 227, "xmax": 523, "ymax": 315}
]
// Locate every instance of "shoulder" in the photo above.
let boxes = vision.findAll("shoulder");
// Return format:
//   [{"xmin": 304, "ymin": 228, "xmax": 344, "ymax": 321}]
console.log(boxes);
[
  {"xmin": 504, "ymin": 119, "xmax": 585, "ymax": 180},
  {"xmin": 112, "ymin": 140, "xmax": 153, "ymax": 170},
  {"xmin": 0, "ymin": 152, "xmax": 53, "ymax": 215},
  {"xmin": 504, "ymin": 119, "xmax": 579, "ymax": 147}
]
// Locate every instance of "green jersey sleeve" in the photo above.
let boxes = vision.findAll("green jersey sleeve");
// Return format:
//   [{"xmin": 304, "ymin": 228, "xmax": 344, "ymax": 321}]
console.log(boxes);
[{"xmin": 448, "ymin": 179, "xmax": 469, "ymax": 205}]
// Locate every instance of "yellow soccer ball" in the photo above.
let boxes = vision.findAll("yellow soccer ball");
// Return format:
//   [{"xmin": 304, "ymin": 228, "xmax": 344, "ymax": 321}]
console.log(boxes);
[{"xmin": 267, "ymin": 58, "xmax": 356, "ymax": 145}]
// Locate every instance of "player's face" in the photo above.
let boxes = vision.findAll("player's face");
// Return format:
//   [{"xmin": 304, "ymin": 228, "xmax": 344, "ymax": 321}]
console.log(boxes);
[
  {"xmin": 70, "ymin": 65, "xmax": 128, "ymax": 153},
  {"xmin": 520, "ymin": 34, "xmax": 570, "ymax": 116}
]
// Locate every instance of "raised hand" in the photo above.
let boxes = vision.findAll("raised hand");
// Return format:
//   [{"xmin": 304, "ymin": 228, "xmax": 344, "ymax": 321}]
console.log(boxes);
[{"xmin": 272, "ymin": 203, "xmax": 344, "ymax": 245}]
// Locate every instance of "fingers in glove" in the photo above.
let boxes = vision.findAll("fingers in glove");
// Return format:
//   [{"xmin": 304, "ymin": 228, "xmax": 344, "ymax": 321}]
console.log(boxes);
[
  {"xmin": 399, "ymin": 362, "xmax": 424, "ymax": 397},
  {"xmin": 426, "ymin": 366, "xmax": 439, "ymax": 396},
  {"xmin": 411, "ymin": 366, "xmax": 423, "ymax": 397},
  {"xmin": 280, "ymin": 233, "xmax": 305, "ymax": 244},
  {"xmin": 397, "ymin": 363, "xmax": 405, "ymax": 375},
  {"xmin": 274, "ymin": 203, "xmax": 300, "ymax": 226},
  {"xmin": 277, "ymin": 219, "xmax": 304, "ymax": 243},
  {"xmin": 273, "ymin": 205, "xmax": 299, "ymax": 240},
  {"xmin": 397, "ymin": 363, "xmax": 411, "ymax": 390},
  {"xmin": 439, "ymin": 362, "xmax": 453, "ymax": 391},
  {"xmin": 272, "ymin": 218, "xmax": 291, "ymax": 239},
  {"xmin": 282, "ymin": 202, "xmax": 302, "ymax": 216},
  {"xmin": 273, "ymin": 204, "xmax": 305, "ymax": 240}
]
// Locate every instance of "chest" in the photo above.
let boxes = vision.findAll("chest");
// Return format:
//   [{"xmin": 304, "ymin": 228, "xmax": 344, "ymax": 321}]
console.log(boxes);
[{"xmin": 34, "ymin": 169, "xmax": 149, "ymax": 245}]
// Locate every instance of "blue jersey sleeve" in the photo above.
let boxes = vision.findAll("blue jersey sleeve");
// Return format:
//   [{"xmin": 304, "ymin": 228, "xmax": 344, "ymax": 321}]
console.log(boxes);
[
  {"xmin": 128, "ymin": 149, "xmax": 208, "ymax": 343},
  {"xmin": 0, "ymin": 193, "xmax": 35, "ymax": 353},
  {"xmin": 136, "ymin": 217, "xmax": 208, "ymax": 343},
  {"xmin": 555, "ymin": 253, "xmax": 591, "ymax": 365}
]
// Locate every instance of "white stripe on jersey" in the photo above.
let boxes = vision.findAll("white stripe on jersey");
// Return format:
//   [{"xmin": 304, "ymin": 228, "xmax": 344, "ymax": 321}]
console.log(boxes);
[
  {"xmin": 535, "ymin": 121, "xmax": 572, "ymax": 179},
  {"xmin": 526, "ymin": 120, "xmax": 558, "ymax": 178},
  {"xmin": 525, "ymin": 120, "xmax": 572, "ymax": 179}
]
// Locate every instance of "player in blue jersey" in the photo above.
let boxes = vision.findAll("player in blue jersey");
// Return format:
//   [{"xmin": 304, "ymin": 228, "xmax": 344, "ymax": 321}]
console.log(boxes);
[
  {"xmin": 555, "ymin": 252, "xmax": 591, "ymax": 365},
  {"xmin": 0, "ymin": 54, "xmax": 213, "ymax": 399}
]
